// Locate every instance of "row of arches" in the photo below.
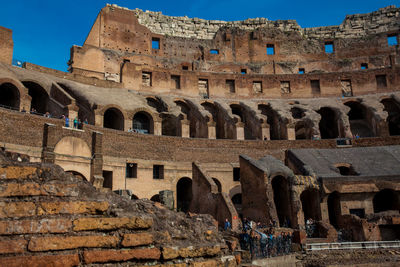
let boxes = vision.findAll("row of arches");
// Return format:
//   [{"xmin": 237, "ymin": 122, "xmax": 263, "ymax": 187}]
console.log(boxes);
[{"xmin": 1, "ymin": 80, "xmax": 399, "ymax": 138}]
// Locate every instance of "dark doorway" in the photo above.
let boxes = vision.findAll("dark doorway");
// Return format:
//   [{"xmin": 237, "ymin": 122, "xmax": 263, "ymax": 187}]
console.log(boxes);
[
  {"xmin": 177, "ymin": 177, "xmax": 192, "ymax": 212},
  {"xmin": 295, "ymin": 121, "xmax": 310, "ymax": 140},
  {"xmin": 231, "ymin": 193, "xmax": 242, "ymax": 217},
  {"xmin": 271, "ymin": 176, "xmax": 291, "ymax": 227},
  {"xmin": 373, "ymin": 189, "xmax": 400, "ymax": 213},
  {"xmin": 328, "ymin": 191, "xmax": 341, "ymax": 228},
  {"xmin": 0, "ymin": 83, "xmax": 20, "ymax": 109},
  {"xmin": 381, "ymin": 98, "xmax": 400, "ymax": 136},
  {"xmin": 317, "ymin": 107, "xmax": 340, "ymax": 139},
  {"xmin": 103, "ymin": 108, "xmax": 124, "ymax": 130},
  {"xmin": 300, "ymin": 189, "xmax": 322, "ymax": 223},
  {"xmin": 133, "ymin": 112, "xmax": 153, "ymax": 134},
  {"xmin": 345, "ymin": 101, "xmax": 374, "ymax": 137},
  {"xmin": 102, "ymin": 171, "xmax": 113, "ymax": 189},
  {"xmin": 151, "ymin": 194, "xmax": 161, "ymax": 203},
  {"xmin": 23, "ymin": 81, "xmax": 49, "ymax": 114},
  {"xmin": 259, "ymin": 104, "xmax": 287, "ymax": 140}
]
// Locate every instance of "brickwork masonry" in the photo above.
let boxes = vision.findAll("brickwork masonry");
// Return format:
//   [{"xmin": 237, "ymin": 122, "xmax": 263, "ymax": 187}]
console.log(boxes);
[{"xmin": 0, "ymin": 153, "xmax": 237, "ymax": 266}]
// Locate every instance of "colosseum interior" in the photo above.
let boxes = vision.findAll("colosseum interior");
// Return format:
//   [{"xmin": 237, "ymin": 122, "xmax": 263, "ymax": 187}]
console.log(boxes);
[{"xmin": 0, "ymin": 3, "xmax": 400, "ymax": 265}]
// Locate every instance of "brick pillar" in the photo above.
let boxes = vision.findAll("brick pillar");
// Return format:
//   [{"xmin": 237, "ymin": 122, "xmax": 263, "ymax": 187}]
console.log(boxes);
[
  {"xmin": 124, "ymin": 119, "xmax": 131, "ymax": 132},
  {"xmin": 90, "ymin": 131, "xmax": 103, "ymax": 184},
  {"xmin": 41, "ymin": 123, "xmax": 57, "ymax": 164},
  {"xmin": 154, "ymin": 120, "xmax": 162, "ymax": 136},
  {"xmin": 207, "ymin": 122, "xmax": 216, "ymax": 139},
  {"xmin": 287, "ymin": 124, "xmax": 296, "ymax": 140},
  {"xmin": 181, "ymin": 119, "xmax": 190, "ymax": 138},
  {"xmin": 235, "ymin": 122, "xmax": 244, "ymax": 140}
]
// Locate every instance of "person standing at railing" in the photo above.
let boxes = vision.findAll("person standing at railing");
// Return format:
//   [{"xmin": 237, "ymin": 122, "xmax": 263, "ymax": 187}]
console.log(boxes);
[{"xmin": 65, "ymin": 116, "xmax": 69, "ymax": 127}]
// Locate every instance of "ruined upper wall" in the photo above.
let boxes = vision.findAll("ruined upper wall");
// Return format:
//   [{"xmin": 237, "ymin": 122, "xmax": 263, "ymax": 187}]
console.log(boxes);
[
  {"xmin": 0, "ymin": 26, "xmax": 13, "ymax": 65},
  {"xmin": 122, "ymin": 4, "xmax": 400, "ymax": 40}
]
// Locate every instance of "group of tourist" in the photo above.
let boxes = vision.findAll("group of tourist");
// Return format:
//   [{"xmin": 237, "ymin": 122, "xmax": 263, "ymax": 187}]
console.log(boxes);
[
  {"xmin": 235, "ymin": 218, "xmax": 293, "ymax": 259},
  {"xmin": 62, "ymin": 115, "xmax": 88, "ymax": 129}
]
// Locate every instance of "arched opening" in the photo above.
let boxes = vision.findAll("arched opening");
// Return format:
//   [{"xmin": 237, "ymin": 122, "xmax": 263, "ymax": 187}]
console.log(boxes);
[
  {"xmin": 335, "ymin": 163, "xmax": 358, "ymax": 176},
  {"xmin": 328, "ymin": 191, "xmax": 341, "ymax": 228},
  {"xmin": 271, "ymin": 176, "xmax": 291, "ymax": 227},
  {"xmin": 317, "ymin": 107, "xmax": 340, "ymax": 139},
  {"xmin": 230, "ymin": 104, "xmax": 254, "ymax": 140},
  {"xmin": 66, "ymin": 171, "xmax": 87, "ymax": 181},
  {"xmin": 162, "ymin": 114, "xmax": 179, "ymax": 136},
  {"xmin": 177, "ymin": 177, "xmax": 192, "ymax": 212},
  {"xmin": 0, "ymin": 82, "xmax": 20, "ymax": 110},
  {"xmin": 259, "ymin": 104, "xmax": 287, "ymax": 140},
  {"xmin": 345, "ymin": 101, "xmax": 374, "ymax": 137},
  {"xmin": 133, "ymin": 111, "xmax": 153, "ymax": 134},
  {"xmin": 381, "ymin": 98, "xmax": 400, "ymax": 136},
  {"xmin": 300, "ymin": 189, "xmax": 321, "ymax": 224},
  {"xmin": 146, "ymin": 97, "xmax": 167, "ymax": 113},
  {"xmin": 373, "ymin": 189, "xmax": 400, "ymax": 213},
  {"xmin": 103, "ymin": 108, "xmax": 124, "ymax": 130},
  {"xmin": 131, "ymin": 194, "xmax": 139, "ymax": 200},
  {"xmin": 291, "ymin": 107, "xmax": 305, "ymax": 119},
  {"xmin": 150, "ymin": 194, "xmax": 161, "ymax": 203},
  {"xmin": 23, "ymin": 81, "xmax": 49, "ymax": 114},
  {"xmin": 231, "ymin": 193, "xmax": 242, "ymax": 217},
  {"xmin": 295, "ymin": 121, "xmax": 311, "ymax": 140},
  {"xmin": 212, "ymin": 178, "xmax": 222, "ymax": 193},
  {"xmin": 202, "ymin": 101, "xmax": 224, "ymax": 139}
]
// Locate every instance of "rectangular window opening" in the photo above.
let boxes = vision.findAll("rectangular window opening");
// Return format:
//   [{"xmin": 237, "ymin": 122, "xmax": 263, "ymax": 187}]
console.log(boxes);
[
  {"xmin": 171, "ymin": 75, "xmax": 181, "ymax": 89},
  {"xmin": 233, "ymin": 168, "xmax": 240, "ymax": 181},
  {"xmin": 266, "ymin": 44, "xmax": 275, "ymax": 55},
  {"xmin": 376, "ymin": 75, "xmax": 387, "ymax": 89},
  {"xmin": 210, "ymin": 49, "xmax": 219, "ymax": 55},
  {"xmin": 280, "ymin": 81, "xmax": 291, "ymax": 94},
  {"xmin": 361, "ymin": 63, "xmax": 368, "ymax": 70},
  {"xmin": 126, "ymin": 163, "xmax": 137, "ymax": 178},
  {"xmin": 325, "ymin": 41, "xmax": 334, "ymax": 54},
  {"xmin": 298, "ymin": 68, "xmax": 305, "ymax": 74},
  {"xmin": 226, "ymin": 79, "xmax": 235, "ymax": 93},
  {"xmin": 198, "ymin": 79, "xmax": 209, "ymax": 98},
  {"xmin": 350, "ymin": 208, "xmax": 365, "ymax": 219},
  {"xmin": 311, "ymin": 80, "xmax": 320, "ymax": 94},
  {"xmin": 241, "ymin": 69, "xmax": 247, "ymax": 74},
  {"xmin": 152, "ymin": 38, "xmax": 160, "ymax": 49},
  {"xmin": 142, "ymin": 72, "xmax": 152, "ymax": 86},
  {"xmin": 103, "ymin": 171, "xmax": 113, "ymax": 189},
  {"xmin": 182, "ymin": 65, "xmax": 189, "ymax": 71},
  {"xmin": 153, "ymin": 165, "xmax": 164, "ymax": 179},
  {"xmin": 341, "ymin": 79, "xmax": 353, "ymax": 97},
  {"xmin": 387, "ymin": 35, "xmax": 398, "ymax": 46},
  {"xmin": 253, "ymin": 81, "xmax": 262, "ymax": 93}
]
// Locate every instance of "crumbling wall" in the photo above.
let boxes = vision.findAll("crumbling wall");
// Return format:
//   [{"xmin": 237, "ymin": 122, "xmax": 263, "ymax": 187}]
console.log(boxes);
[
  {"xmin": 0, "ymin": 156, "xmax": 237, "ymax": 266},
  {"xmin": 191, "ymin": 162, "xmax": 240, "ymax": 230},
  {"xmin": 0, "ymin": 26, "xmax": 13, "ymax": 65}
]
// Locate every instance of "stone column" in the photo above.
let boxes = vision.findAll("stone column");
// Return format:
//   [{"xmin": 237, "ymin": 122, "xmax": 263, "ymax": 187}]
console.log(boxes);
[
  {"xmin": 207, "ymin": 121, "xmax": 216, "ymax": 139},
  {"xmin": 154, "ymin": 120, "xmax": 162, "ymax": 136},
  {"xmin": 124, "ymin": 119, "xmax": 132, "ymax": 132},
  {"xmin": 261, "ymin": 123, "xmax": 270, "ymax": 140},
  {"xmin": 67, "ymin": 103, "xmax": 79, "ymax": 121},
  {"xmin": 287, "ymin": 123, "xmax": 296, "ymax": 140},
  {"xmin": 180, "ymin": 119, "xmax": 190, "ymax": 138},
  {"xmin": 90, "ymin": 131, "xmax": 103, "ymax": 184},
  {"xmin": 41, "ymin": 123, "xmax": 57, "ymax": 164}
]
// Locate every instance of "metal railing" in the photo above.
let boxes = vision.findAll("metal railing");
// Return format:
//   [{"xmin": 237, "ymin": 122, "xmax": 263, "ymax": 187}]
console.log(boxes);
[{"xmin": 306, "ymin": 240, "xmax": 400, "ymax": 251}]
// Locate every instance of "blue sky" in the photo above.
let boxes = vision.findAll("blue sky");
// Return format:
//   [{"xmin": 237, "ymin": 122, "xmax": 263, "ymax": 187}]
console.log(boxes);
[{"xmin": 1, "ymin": 0, "xmax": 398, "ymax": 71}]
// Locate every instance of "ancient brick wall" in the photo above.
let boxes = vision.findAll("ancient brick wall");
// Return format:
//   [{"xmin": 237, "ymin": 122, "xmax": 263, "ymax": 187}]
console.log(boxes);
[
  {"xmin": 0, "ymin": 26, "xmax": 13, "ymax": 65},
  {"xmin": 0, "ymin": 158, "xmax": 237, "ymax": 266}
]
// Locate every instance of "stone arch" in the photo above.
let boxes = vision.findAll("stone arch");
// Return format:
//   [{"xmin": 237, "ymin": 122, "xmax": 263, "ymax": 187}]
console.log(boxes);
[
  {"xmin": 133, "ymin": 110, "xmax": 154, "ymax": 134},
  {"xmin": 146, "ymin": 96, "xmax": 168, "ymax": 113},
  {"xmin": 66, "ymin": 170, "xmax": 87, "ymax": 181},
  {"xmin": 271, "ymin": 175, "xmax": 292, "ymax": 227},
  {"xmin": 201, "ymin": 100, "xmax": 225, "ymax": 139},
  {"xmin": 258, "ymin": 103, "xmax": 287, "ymax": 140},
  {"xmin": 344, "ymin": 101, "xmax": 374, "ymax": 137},
  {"xmin": 373, "ymin": 189, "xmax": 400, "ymax": 213},
  {"xmin": 317, "ymin": 107, "xmax": 341, "ymax": 139},
  {"xmin": 174, "ymin": 99, "xmax": 194, "ymax": 137},
  {"xmin": 0, "ymin": 82, "xmax": 20, "ymax": 110},
  {"xmin": 150, "ymin": 194, "xmax": 161, "ymax": 203},
  {"xmin": 291, "ymin": 107, "xmax": 305, "ymax": 119},
  {"xmin": 230, "ymin": 103, "xmax": 255, "ymax": 140},
  {"xmin": 229, "ymin": 185, "xmax": 241, "ymax": 198},
  {"xmin": 212, "ymin": 178, "xmax": 222, "ymax": 193},
  {"xmin": 328, "ymin": 191, "xmax": 341, "ymax": 228},
  {"xmin": 104, "ymin": 107, "xmax": 124, "ymax": 130},
  {"xmin": 22, "ymin": 81, "xmax": 49, "ymax": 114},
  {"xmin": 131, "ymin": 194, "xmax": 139, "ymax": 200},
  {"xmin": 300, "ymin": 188, "xmax": 322, "ymax": 224},
  {"xmin": 54, "ymin": 136, "xmax": 91, "ymax": 181},
  {"xmin": 381, "ymin": 98, "xmax": 400, "ymax": 136},
  {"xmin": 177, "ymin": 177, "xmax": 192, "ymax": 212}
]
